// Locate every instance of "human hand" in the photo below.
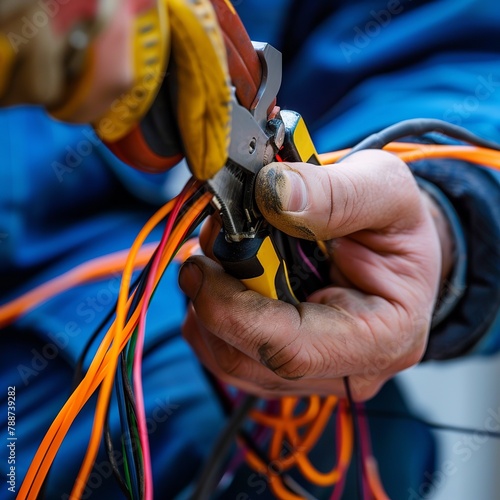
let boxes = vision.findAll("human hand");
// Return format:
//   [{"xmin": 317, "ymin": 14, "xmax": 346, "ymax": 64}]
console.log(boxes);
[
  {"xmin": 0, "ymin": 0, "xmax": 232, "ymax": 181},
  {"xmin": 0, "ymin": 0, "xmax": 140, "ymax": 121},
  {"xmin": 179, "ymin": 150, "xmax": 452, "ymax": 400}
]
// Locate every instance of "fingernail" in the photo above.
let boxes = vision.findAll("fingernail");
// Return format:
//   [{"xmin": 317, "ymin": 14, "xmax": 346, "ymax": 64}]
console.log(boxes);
[
  {"xmin": 178, "ymin": 262, "xmax": 203, "ymax": 300},
  {"xmin": 281, "ymin": 170, "xmax": 308, "ymax": 212}
]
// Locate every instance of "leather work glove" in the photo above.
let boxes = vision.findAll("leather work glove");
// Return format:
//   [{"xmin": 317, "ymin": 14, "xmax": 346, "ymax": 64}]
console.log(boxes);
[
  {"xmin": 104, "ymin": 0, "xmax": 262, "ymax": 181},
  {"xmin": 0, "ymin": 0, "xmax": 236, "ymax": 181}
]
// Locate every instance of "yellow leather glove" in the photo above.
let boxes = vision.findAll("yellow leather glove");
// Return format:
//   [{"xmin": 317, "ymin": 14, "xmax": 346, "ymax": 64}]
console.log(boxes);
[{"xmin": 0, "ymin": 0, "xmax": 233, "ymax": 181}]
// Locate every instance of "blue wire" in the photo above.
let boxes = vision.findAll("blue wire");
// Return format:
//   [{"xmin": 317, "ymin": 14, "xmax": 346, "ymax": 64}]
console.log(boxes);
[{"xmin": 116, "ymin": 355, "xmax": 140, "ymax": 498}]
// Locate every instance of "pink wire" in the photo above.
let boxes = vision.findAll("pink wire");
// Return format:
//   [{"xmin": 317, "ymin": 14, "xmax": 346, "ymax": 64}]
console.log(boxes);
[
  {"xmin": 133, "ymin": 182, "xmax": 193, "ymax": 500},
  {"xmin": 357, "ymin": 402, "xmax": 374, "ymax": 499},
  {"xmin": 330, "ymin": 400, "xmax": 348, "ymax": 500}
]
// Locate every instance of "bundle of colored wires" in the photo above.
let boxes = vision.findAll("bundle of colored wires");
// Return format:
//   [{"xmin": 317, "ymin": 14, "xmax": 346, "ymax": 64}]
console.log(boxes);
[
  {"xmin": 16, "ymin": 178, "xmax": 212, "ymax": 500},
  {"xmin": 246, "ymin": 395, "xmax": 353, "ymax": 500},
  {"xmin": 7, "ymin": 118, "xmax": 500, "ymax": 499}
]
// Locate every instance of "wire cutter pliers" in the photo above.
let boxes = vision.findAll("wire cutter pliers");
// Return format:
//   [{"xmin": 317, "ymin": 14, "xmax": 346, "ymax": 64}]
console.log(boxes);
[{"xmin": 207, "ymin": 42, "xmax": 328, "ymax": 304}]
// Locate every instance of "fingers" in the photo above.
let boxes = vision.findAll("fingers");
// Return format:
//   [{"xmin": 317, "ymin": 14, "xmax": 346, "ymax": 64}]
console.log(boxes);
[
  {"xmin": 178, "ymin": 256, "xmax": 409, "ymax": 383},
  {"xmin": 255, "ymin": 149, "xmax": 423, "ymax": 241},
  {"xmin": 183, "ymin": 304, "xmax": 352, "ymax": 398}
]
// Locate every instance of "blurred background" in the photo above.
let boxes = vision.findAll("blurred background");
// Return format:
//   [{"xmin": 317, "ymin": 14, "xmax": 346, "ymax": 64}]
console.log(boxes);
[{"xmin": 399, "ymin": 356, "xmax": 500, "ymax": 499}]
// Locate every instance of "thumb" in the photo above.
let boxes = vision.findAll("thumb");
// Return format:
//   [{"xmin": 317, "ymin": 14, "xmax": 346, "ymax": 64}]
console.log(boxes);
[{"xmin": 255, "ymin": 149, "xmax": 421, "ymax": 241}]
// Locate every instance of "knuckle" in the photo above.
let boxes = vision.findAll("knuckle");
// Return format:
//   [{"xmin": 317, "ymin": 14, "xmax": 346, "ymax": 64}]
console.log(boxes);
[
  {"xmin": 357, "ymin": 381, "xmax": 384, "ymax": 402},
  {"xmin": 217, "ymin": 352, "xmax": 243, "ymax": 377},
  {"xmin": 260, "ymin": 380, "xmax": 286, "ymax": 393},
  {"xmin": 350, "ymin": 376, "xmax": 385, "ymax": 401},
  {"xmin": 262, "ymin": 342, "xmax": 312, "ymax": 381}
]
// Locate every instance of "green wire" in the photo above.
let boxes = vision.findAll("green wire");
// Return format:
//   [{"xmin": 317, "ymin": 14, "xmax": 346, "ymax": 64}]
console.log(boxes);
[
  {"xmin": 122, "ymin": 440, "xmax": 133, "ymax": 494},
  {"xmin": 127, "ymin": 328, "xmax": 139, "ymax": 379}
]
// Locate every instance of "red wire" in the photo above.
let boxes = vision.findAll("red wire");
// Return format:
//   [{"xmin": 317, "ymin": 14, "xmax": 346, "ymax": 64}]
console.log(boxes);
[{"xmin": 133, "ymin": 180, "xmax": 197, "ymax": 500}]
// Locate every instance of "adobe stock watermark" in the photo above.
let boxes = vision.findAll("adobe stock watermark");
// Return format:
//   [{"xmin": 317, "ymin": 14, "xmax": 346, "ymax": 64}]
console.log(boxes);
[
  {"xmin": 407, "ymin": 405, "xmax": 500, "ymax": 499},
  {"xmin": 443, "ymin": 73, "xmax": 500, "ymax": 126},
  {"xmin": 236, "ymin": 440, "xmax": 306, "ymax": 500},
  {"xmin": 93, "ymin": 68, "xmax": 166, "ymax": 140},
  {"xmin": 7, "ymin": 0, "xmax": 71, "ymax": 54},
  {"xmin": 16, "ymin": 273, "xmax": 121, "ymax": 386},
  {"xmin": 340, "ymin": 0, "xmax": 411, "ymax": 63},
  {"xmin": 52, "ymin": 128, "xmax": 101, "ymax": 183}
]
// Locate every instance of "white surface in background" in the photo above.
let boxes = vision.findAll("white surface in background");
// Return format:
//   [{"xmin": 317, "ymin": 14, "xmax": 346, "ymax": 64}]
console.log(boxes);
[{"xmin": 397, "ymin": 354, "xmax": 500, "ymax": 500}]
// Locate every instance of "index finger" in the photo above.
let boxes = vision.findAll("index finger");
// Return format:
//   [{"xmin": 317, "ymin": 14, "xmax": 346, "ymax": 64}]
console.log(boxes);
[{"xmin": 178, "ymin": 255, "xmax": 384, "ymax": 381}]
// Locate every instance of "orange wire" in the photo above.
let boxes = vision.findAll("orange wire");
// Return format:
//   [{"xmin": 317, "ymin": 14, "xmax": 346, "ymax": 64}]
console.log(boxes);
[
  {"xmin": 18, "ymin": 187, "xmax": 211, "ymax": 499},
  {"xmin": 55, "ymin": 192, "xmax": 209, "ymax": 499},
  {"xmin": 18, "ymin": 142, "xmax": 500, "ymax": 499},
  {"xmin": 397, "ymin": 146, "xmax": 500, "ymax": 169},
  {"xmin": 19, "ymin": 193, "xmax": 181, "ymax": 499},
  {"xmin": 365, "ymin": 456, "xmax": 391, "ymax": 500},
  {"xmin": 0, "ymin": 244, "xmax": 157, "ymax": 328},
  {"xmin": 70, "ymin": 182, "xmax": 203, "ymax": 499},
  {"xmin": 251, "ymin": 396, "xmax": 321, "ymax": 428},
  {"xmin": 319, "ymin": 142, "xmax": 500, "ymax": 171},
  {"xmin": 245, "ymin": 396, "xmax": 354, "ymax": 498}
]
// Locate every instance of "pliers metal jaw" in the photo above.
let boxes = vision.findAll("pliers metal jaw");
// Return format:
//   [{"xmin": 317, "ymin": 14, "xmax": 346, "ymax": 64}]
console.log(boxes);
[
  {"xmin": 207, "ymin": 42, "xmax": 327, "ymax": 303},
  {"xmin": 207, "ymin": 42, "xmax": 284, "ymax": 242}
]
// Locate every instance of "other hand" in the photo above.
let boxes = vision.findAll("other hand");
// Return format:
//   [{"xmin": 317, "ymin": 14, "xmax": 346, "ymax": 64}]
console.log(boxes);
[{"xmin": 179, "ymin": 150, "xmax": 452, "ymax": 400}]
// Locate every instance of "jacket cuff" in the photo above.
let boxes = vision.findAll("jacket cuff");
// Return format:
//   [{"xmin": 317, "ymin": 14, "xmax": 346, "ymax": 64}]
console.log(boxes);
[{"xmin": 410, "ymin": 160, "xmax": 500, "ymax": 360}]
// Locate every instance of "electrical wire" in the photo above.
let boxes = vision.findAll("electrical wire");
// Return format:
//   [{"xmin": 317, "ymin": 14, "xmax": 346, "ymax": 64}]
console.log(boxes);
[
  {"xmin": 0, "ymin": 244, "xmax": 158, "ymax": 328},
  {"xmin": 103, "ymin": 258, "xmax": 156, "ymax": 500},
  {"xmin": 357, "ymin": 402, "xmax": 390, "ymax": 500},
  {"xmin": 117, "ymin": 354, "xmax": 141, "ymax": 498},
  {"xmin": 69, "ymin": 182, "xmax": 205, "ymax": 499},
  {"xmin": 243, "ymin": 396, "xmax": 352, "ymax": 499},
  {"xmin": 191, "ymin": 394, "xmax": 259, "ymax": 500},
  {"xmin": 134, "ymin": 181, "xmax": 195, "ymax": 500},
  {"xmin": 13, "ymin": 120, "xmax": 500, "ymax": 500},
  {"xmin": 320, "ymin": 143, "xmax": 500, "ymax": 170},
  {"xmin": 343, "ymin": 377, "xmax": 363, "ymax": 500},
  {"xmin": 329, "ymin": 403, "xmax": 348, "ymax": 500},
  {"xmin": 17, "ymin": 183, "xmax": 212, "ymax": 499},
  {"xmin": 73, "ymin": 267, "xmax": 150, "ymax": 388},
  {"xmin": 361, "ymin": 408, "xmax": 500, "ymax": 439},
  {"xmin": 338, "ymin": 118, "xmax": 500, "ymax": 160},
  {"xmin": 104, "ymin": 414, "xmax": 132, "ymax": 500}
]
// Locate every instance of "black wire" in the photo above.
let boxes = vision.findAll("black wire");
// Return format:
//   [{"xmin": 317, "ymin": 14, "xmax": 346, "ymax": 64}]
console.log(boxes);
[
  {"xmin": 191, "ymin": 394, "xmax": 258, "ymax": 500},
  {"xmin": 108, "ymin": 252, "xmax": 158, "ymax": 500},
  {"xmin": 101, "ymin": 261, "xmax": 152, "ymax": 500},
  {"xmin": 37, "ymin": 271, "xmax": 146, "ymax": 500},
  {"xmin": 339, "ymin": 118, "xmax": 500, "ymax": 161},
  {"xmin": 361, "ymin": 408, "xmax": 500, "ymax": 439},
  {"xmin": 72, "ymin": 306, "xmax": 116, "ymax": 388},
  {"xmin": 120, "ymin": 350, "xmax": 145, "ymax": 499},
  {"xmin": 344, "ymin": 377, "xmax": 364, "ymax": 500},
  {"xmin": 105, "ymin": 410, "xmax": 133, "ymax": 500},
  {"xmin": 201, "ymin": 370, "xmax": 322, "ymax": 498},
  {"xmin": 111, "ymin": 198, "xmax": 210, "ymax": 500}
]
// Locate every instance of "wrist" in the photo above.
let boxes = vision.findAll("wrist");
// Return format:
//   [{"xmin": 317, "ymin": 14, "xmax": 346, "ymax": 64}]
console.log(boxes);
[
  {"xmin": 420, "ymin": 188, "xmax": 455, "ymax": 284},
  {"xmin": 416, "ymin": 178, "xmax": 467, "ymax": 329}
]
